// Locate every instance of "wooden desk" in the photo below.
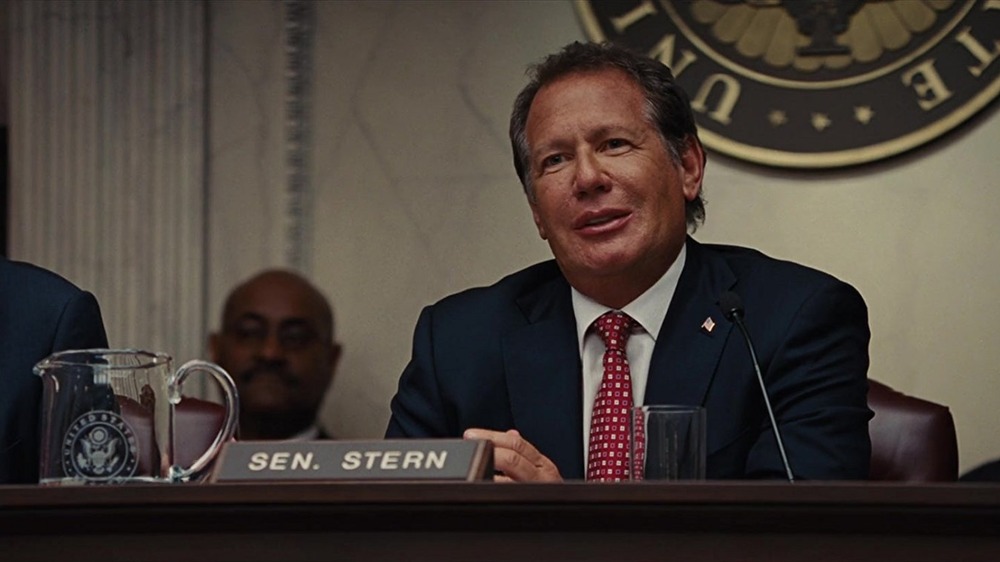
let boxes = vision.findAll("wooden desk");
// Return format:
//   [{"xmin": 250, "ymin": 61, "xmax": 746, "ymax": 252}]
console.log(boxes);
[{"xmin": 2, "ymin": 482, "xmax": 998, "ymax": 561}]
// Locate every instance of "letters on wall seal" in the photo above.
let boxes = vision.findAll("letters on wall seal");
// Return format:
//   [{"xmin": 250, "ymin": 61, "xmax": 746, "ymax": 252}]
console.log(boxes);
[{"xmin": 575, "ymin": 0, "xmax": 1000, "ymax": 169}]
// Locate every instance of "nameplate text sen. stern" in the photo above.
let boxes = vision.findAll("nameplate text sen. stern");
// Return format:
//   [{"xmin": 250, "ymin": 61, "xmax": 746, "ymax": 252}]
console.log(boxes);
[{"xmin": 210, "ymin": 439, "xmax": 493, "ymax": 482}]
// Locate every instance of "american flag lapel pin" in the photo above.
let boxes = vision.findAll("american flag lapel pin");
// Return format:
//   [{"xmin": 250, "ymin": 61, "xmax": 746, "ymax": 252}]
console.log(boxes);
[{"xmin": 700, "ymin": 316, "xmax": 716, "ymax": 334}]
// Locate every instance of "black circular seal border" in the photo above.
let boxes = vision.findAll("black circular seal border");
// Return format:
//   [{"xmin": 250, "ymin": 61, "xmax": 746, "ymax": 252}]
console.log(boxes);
[{"xmin": 575, "ymin": 0, "xmax": 1000, "ymax": 169}]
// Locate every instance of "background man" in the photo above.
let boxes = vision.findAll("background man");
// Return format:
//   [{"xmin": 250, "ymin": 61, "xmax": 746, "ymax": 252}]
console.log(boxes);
[
  {"xmin": 386, "ymin": 42, "xmax": 871, "ymax": 481},
  {"xmin": 0, "ymin": 257, "xmax": 108, "ymax": 483},
  {"xmin": 210, "ymin": 269, "xmax": 340, "ymax": 441}
]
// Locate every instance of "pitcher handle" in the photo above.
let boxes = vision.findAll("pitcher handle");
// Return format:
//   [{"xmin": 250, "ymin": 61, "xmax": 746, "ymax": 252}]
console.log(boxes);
[{"xmin": 167, "ymin": 359, "xmax": 240, "ymax": 482}]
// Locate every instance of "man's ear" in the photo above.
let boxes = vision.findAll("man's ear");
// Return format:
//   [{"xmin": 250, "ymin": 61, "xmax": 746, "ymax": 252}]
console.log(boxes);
[
  {"xmin": 327, "ymin": 342, "xmax": 343, "ymax": 381},
  {"xmin": 679, "ymin": 137, "xmax": 706, "ymax": 202},
  {"xmin": 316, "ymin": 342, "xmax": 342, "ymax": 392},
  {"xmin": 208, "ymin": 333, "xmax": 220, "ymax": 363}
]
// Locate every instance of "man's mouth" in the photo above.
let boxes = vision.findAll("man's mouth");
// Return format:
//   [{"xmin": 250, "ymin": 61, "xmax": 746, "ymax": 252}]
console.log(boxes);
[
  {"xmin": 574, "ymin": 209, "xmax": 631, "ymax": 233},
  {"xmin": 583, "ymin": 215, "xmax": 621, "ymax": 226},
  {"xmin": 243, "ymin": 367, "xmax": 296, "ymax": 386}
]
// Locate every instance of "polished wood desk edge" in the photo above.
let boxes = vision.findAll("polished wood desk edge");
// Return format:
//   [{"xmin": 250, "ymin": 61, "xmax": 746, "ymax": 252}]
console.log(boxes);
[
  {"xmin": 2, "ymin": 480, "xmax": 998, "ymax": 508},
  {"xmin": 3, "ymin": 482, "xmax": 999, "ymax": 538}
]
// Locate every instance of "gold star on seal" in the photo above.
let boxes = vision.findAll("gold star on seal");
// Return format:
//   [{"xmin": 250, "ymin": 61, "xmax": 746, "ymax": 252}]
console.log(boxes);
[
  {"xmin": 811, "ymin": 113, "xmax": 832, "ymax": 132},
  {"xmin": 854, "ymin": 106, "xmax": 875, "ymax": 125},
  {"xmin": 767, "ymin": 110, "xmax": 787, "ymax": 126}
]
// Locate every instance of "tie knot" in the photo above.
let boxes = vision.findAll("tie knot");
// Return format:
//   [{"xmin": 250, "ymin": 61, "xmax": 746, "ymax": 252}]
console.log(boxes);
[{"xmin": 593, "ymin": 311, "xmax": 634, "ymax": 351}]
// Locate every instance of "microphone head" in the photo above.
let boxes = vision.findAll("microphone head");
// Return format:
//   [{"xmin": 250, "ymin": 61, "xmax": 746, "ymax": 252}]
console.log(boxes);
[{"xmin": 719, "ymin": 291, "xmax": 744, "ymax": 321}]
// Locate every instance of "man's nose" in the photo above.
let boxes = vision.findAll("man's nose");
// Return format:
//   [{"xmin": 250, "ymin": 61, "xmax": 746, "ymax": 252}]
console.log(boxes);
[
  {"xmin": 257, "ymin": 332, "xmax": 286, "ymax": 361},
  {"xmin": 573, "ymin": 151, "xmax": 608, "ymax": 198}
]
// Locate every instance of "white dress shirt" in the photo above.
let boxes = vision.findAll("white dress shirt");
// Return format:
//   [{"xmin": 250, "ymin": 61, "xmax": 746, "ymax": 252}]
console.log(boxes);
[
  {"xmin": 286, "ymin": 424, "xmax": 322, "ymax": 442},
  {"xmin": 571, "ymin": 244, "xmax": 686, "ymax": 465}
]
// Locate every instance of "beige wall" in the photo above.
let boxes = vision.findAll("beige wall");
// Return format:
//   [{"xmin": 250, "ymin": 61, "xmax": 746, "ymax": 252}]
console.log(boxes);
[
  {"xmin": 208, "ymin": 1, "xmax": 1000, "ymax": 473},
  {"xmin": 1, "ymin": 0, "xmax": 8, "ymax": 126}
]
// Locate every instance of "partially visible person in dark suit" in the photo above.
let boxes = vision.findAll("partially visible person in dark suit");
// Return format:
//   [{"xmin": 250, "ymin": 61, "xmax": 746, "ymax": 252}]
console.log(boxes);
[
  {"xmin": 0, "ymin": 257, "xmax": 108, "ymax": 484},
  {"xmin": 210, "ymin": 270, "xmax": 341, "ymax": 441},
  {"xmin": 385, "ymin": 41, "xmax": 871, "ymax": 482},
  {"xmin": 961, "ymin": 458, "xmax": 1000, "ymax": 482}
]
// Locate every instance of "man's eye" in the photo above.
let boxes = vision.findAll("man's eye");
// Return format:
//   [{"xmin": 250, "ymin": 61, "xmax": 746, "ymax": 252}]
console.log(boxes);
[
  {"xmin": 541, "ymin": 154, "xmax": 564, "ymax": 168},
  {"xmin": 605, "ymin": 139, "xmax": 629, "ymax": 150},
  {"xmin": 280, "ymin": 327, "xmax": 317, "ymax": 349},
  {"xmin": 232, "ymin": 325, "xmax": 266, "ymax": 341}
]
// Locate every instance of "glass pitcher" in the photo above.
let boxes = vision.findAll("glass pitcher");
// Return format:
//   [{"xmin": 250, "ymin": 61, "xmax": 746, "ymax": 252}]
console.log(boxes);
[{"xmin": 34, "ymin": 349, "xmax": 239, "ymax": 484}]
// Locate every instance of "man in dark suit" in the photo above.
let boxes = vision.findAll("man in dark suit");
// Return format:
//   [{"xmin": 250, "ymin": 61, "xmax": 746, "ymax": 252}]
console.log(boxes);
[
  {"xmin": 210, "ymin": 270, "xmax": 341, "ymax": 441},
  {"xmin": 385, "ymin": 42, "xmax": 871, "ymax": 481},
  {"xmin": 961, "ymin": 458, "xmax": 1000, "ymax": 482},
  {"xmin": 0, "ymin": 257, "xmax": 108, "ymax": 484}
]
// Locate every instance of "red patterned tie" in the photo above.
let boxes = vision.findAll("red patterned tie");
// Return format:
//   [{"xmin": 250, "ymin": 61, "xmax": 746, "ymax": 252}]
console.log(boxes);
[{"xmin": 587, "ymin": 311, "xmax": 636, "ymax": 482}]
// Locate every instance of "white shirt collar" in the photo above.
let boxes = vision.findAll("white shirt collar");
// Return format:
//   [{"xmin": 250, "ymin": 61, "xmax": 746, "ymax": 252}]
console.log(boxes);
[
  {"xmin": 286, "ymin": 424, "xmax": 321, "ymax": 442},
  {"xmin": 571, "ymin": 243, "xmax": 687, "ymax": 351}
]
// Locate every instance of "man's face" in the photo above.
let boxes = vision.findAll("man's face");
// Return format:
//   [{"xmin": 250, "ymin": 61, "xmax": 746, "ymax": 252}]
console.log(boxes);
[
  {"xmin": 210, "ymin": 275, "xmax": 338, "ymax": 424},
  {"xmin": 525, "ymin": 68, "xmax": 703, "ymax": 306}
]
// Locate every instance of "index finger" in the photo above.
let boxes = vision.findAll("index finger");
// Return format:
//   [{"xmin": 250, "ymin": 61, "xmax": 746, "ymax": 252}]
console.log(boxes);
[
  {"xmin": 463, "ymin": 428, "xmax": 542, "ymax": 460},
  {"xmin": 464, "ymin": 427, "xmax": 566, "ymax": 483}
]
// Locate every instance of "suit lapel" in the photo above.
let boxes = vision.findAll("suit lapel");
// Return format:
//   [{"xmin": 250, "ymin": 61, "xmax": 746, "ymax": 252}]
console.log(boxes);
[
  {"xmin": 645, "ymin": 239, "xmax": 737, "ymax": 408},
  {"xmin": 502, "ymin": 274, "xmax": 585, "ymax": 478}
]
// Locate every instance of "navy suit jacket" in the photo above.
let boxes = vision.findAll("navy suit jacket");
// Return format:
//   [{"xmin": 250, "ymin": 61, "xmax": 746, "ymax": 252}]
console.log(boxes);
[
  {"xmin": 386, "ymin": 238, "xmax": 872, "ymax": 480},
  {"xmin": 0, "ymin": 257, "xmax": 108, "ymax": 484}
]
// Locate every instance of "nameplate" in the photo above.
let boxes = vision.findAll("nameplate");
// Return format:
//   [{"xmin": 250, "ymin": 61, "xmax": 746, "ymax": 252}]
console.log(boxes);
[{"xmin": 210, "ymin": 439, "xmax": 493, "ymax": 482}]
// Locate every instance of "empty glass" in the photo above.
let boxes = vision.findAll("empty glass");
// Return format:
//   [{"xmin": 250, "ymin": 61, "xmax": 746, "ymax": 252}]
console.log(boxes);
[{"xmin": 629, "ymin": 405, "xmax": 706, "ymax": 481}]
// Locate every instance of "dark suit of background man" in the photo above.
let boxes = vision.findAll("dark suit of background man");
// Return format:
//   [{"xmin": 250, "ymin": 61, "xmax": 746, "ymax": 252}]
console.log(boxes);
[
  {"xmin": 210, "ymin": 270, "xmax": 341, "ymax": 441},
  {"xmin": 0, "ymin": 257, "xmax": 108, "ymax": 484},
  {"xmin": 385, "ymin": 41, "xmax": 872, "ymax": 482}
]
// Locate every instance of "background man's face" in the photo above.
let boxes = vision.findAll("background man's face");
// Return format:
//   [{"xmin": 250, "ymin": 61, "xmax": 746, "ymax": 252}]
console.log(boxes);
[{"xmin": 211, "ymin": 274, "xmax": 338, "ymax": 426}]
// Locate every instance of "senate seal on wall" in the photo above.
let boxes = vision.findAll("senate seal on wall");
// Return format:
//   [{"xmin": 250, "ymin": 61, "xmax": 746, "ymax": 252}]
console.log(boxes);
[{"xmin": 575, "ymin": 0, "xmax": 1000, "ymax": 168}]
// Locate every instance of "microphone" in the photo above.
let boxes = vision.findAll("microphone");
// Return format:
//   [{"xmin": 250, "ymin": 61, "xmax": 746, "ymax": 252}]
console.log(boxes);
[{"xmin": 719, "ymin": 291, "xmax": 795, "ymax": 483}]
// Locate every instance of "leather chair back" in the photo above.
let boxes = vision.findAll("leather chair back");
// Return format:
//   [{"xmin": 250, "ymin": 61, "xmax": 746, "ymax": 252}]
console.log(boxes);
[
  {"xmin": 119, "ymin": 396, "xmax": 228, "ymax": 479},
  {"xmin": 868, "ymin": 379, "xmax": 958, "ymax": 481},
  {"xmin": 174, "ymin": 397, "xmax": 228, "ymax": 469}
]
